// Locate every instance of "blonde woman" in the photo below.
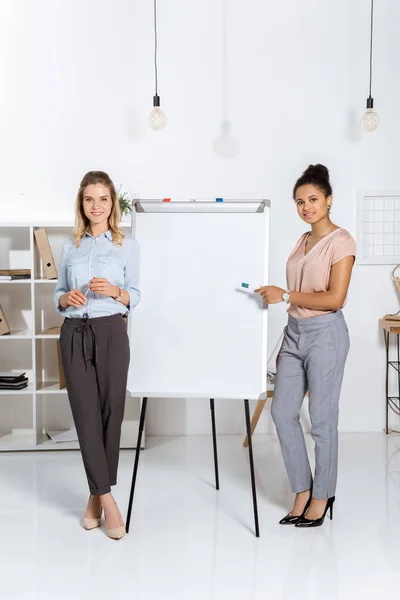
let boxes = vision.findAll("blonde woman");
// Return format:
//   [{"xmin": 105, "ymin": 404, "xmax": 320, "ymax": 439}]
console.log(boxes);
[{"xmin": 54, "ymin": 171, "xmax": 140, "ymax": 539}]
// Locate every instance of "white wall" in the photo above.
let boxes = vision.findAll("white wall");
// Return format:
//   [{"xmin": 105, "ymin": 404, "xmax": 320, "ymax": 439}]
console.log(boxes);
[{"xmin": 1, "ymin": 0, "xmax": 400, "ymax": 434}]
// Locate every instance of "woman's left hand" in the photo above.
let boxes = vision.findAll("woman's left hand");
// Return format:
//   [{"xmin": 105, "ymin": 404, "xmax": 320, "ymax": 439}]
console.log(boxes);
[
  {"xmin": 89, "ymin": 278, "xmax": 118, "ymax": 298},
  {"xmin": 255, "ymin": 286, "xmax": 285, "ymax": 304}
]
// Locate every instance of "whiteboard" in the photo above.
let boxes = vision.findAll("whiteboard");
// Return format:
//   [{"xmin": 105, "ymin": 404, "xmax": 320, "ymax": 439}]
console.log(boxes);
[{"xmin": 127, "ymin": 201, "xmax": 270, "ymax": 400}]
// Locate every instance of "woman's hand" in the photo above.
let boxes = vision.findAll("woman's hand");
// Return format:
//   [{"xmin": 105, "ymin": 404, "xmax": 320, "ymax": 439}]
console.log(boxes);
[
  {"xmin": 89, "ymin": 278, "xmax": 119, "ymax": 298},
  {"xmin": 60, "ymin": 289, "xmax": 87, "ymax": 309},
  {"xmin": 255, "ymin": 286, "xmax": 285, "ymax": 304}
]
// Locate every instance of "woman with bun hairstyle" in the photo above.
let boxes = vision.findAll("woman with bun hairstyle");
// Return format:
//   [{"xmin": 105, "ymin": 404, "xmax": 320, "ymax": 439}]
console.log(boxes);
[{"xmin": 256, "ymin": 164, "xmax": 355, "ymax": 528}]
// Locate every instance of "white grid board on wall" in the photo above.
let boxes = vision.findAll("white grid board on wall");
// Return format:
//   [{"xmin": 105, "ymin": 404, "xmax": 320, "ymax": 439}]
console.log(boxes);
[{"xmin": 357, "ymin": 191, "xmax": 400, "ymax": 265}]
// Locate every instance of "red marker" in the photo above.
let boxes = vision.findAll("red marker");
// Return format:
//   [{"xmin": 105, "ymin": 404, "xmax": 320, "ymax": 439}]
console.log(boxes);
[{"xmin": 163, "ymin": 198, "xmax": 171, "ymax": 202}]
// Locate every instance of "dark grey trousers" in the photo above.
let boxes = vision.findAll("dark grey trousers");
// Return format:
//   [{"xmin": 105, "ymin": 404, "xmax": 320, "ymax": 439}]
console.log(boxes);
[
  {"xmin": 60, "ymin": 313, "xmax": 130, "ymax": 495},
  {"xmin": 271, "ymin": 310, "xmax": 350, "ymax": 499}
]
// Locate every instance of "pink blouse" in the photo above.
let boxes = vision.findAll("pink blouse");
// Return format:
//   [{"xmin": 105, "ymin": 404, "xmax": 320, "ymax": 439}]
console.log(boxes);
[{"xmin": 286, "ymin": 228, "xmax": 356, "ymax": 319}]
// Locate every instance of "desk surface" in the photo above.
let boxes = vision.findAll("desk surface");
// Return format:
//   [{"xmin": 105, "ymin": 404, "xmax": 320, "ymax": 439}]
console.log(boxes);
[{"xmin": 380, "ymin": 318, "xmax": 400, "ymax": 334}]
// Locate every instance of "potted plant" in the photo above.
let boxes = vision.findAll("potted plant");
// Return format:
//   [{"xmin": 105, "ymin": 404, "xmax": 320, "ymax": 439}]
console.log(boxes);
[{"xmin": 117, "ymin": 186, "xmax": 134, "ymax": 222}]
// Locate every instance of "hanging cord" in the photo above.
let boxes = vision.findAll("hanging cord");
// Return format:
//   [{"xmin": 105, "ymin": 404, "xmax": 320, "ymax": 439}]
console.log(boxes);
[
  {"xmin": 154, "ymin": 0, "xmax": 158, "ymax": 96},
  {"xmin": 368, "ymin": 0, "xmax": 374, "ymax": 98}
]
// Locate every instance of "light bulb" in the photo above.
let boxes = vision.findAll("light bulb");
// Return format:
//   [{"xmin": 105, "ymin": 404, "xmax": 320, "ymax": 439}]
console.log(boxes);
[
  {"xmin": 149, "ymin": 94, "xmax": 166, "ymax": 131},
  {"xmin": 149, "ymin": 107, "xmax": 166, "ymax": 130},
  {"xmin": 361, "ymin": 109, "xmax": 380, "ymax": 132},
  {"xmin": 361, "ymin": 97, "xmax": 379, "ymax": 132}
]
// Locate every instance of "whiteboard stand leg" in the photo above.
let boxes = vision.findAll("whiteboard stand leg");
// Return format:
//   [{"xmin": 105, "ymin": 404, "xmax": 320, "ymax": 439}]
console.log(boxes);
[
  {"xmin": 244, "ymin": 399, "xmax": 260, "ymax": 537},
  {"xmin": 210, "ymin": 399, "xmax": 220, "ymax": 490},
  {"xmin": 126, "ymin": 397, "xmax": 148, "ymax": 534}
]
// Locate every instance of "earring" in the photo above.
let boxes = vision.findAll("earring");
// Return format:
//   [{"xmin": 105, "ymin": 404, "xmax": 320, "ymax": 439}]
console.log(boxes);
[{"xmin": 328, "ymin": 205, "xmax": 331, "ymax": 213}]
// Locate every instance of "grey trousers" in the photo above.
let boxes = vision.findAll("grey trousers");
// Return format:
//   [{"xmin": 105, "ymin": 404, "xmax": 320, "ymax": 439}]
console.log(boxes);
[
  {"xmin": 271, "ymin": 310, "xmax": 349, "ymax": 499},
  {"xmin": 60, "ymin": 313, "xmax": 130, "ymax": 495}
]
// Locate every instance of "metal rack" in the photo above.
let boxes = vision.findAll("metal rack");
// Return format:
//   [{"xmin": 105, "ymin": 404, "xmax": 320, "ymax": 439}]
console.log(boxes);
[{"xmin": 381, "ymin": 318, "xmax": 400, "ymax": 433}]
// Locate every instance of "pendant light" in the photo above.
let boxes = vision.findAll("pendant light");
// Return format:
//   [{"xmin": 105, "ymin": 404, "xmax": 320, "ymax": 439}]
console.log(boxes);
[
  {"xmin": 361, "ymin": 0, "xmax": 380, "ymax": 132},
  {"xmin": 149, "ymin": 0, "xmax": 166, "ymax": 130},
  {"xmin": 212, "ymin": 0, "xmax": 239, "ymax": 159}
]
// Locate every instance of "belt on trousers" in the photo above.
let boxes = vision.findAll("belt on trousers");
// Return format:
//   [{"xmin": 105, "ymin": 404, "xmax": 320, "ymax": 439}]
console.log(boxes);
[{"xmin": 74, "ymin": 313, "xmax": 98, "ymax": 370}]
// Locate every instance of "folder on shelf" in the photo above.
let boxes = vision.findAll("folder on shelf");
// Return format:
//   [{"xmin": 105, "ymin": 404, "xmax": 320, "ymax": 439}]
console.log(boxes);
[
  {"xmin": 41, "ymin": 326, "xmax": 61, "ymax": 335},
  {"xmin": 46, "ymin": 428, "xmax": 78, "ymax": 443},
  {"xmin": 0, "ymin": 372, "xmax": 29, "ymax": 390},
  {"xmin": 57, "ymin": 340, "xmax": 66, "ymax": 389},
  {"xmin": 0, "ymin": 269, "xmax": 31, "ymax": 275},
  {"xmin": 0, "ymin": 380, "xmax": 28, "ymax": 390},
  {"xmin": 34, "ymin": 229, "xmax": 58, "ymax": 279},
  {"xmin": 0, "ymin": 269, "xmax": 31, "ymax": 280},
  {"xmin": 0, "ymin": 372, "xmax": 27, "ymax": 382},
  {"xmin": 0, "ymin": 304, "xmax": 11, "ymax": 335}
]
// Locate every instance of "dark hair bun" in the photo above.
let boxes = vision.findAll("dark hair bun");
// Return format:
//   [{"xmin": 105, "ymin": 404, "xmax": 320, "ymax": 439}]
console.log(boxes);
[
  {"xmin": 303, "ymin": 164, "xmax": 329, "ymax": 181},
  {"xmin": 293, "ymin": 163, "xmax": 332, "ymax": 198}
]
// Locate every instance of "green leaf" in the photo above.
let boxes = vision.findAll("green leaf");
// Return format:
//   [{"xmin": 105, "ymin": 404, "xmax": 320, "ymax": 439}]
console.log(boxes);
[{"xmin": 117, "ymin": 186, "xmax": 134, "ymax": 215}]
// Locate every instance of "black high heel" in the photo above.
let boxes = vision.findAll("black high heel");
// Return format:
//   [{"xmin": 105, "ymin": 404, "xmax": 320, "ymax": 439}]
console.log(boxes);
[
  {"xmin": 279, "ymin": 491, "xmax": 312, "ymax": 525},
  {"xmin": 295, "ymin": 496, "xmax": 335, "ymax": 528}
]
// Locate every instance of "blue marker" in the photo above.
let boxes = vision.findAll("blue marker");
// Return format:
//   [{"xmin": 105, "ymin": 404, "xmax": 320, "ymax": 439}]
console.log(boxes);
[
  {"xmin": 216, "ymin": 197, "xmax": 224, "ymax": 202},
  {"xmin": 241, "ymin": 282, "xmax": 257, "ymax": 292}
]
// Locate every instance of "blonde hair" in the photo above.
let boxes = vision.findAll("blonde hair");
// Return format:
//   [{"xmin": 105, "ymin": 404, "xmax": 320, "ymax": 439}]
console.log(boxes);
[{"xmin": 72, "ymin": 171, "xmax": 124, "ymax": 247}]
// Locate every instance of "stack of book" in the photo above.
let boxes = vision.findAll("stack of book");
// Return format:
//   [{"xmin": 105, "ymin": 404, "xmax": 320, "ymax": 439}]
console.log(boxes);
[
  {"xmin": 0, "ymin": 372, "xmax": 29, "ymax": 390},
  {"xmin": 0, "ymin": 269, "xmax": 31, "ymax": 281}
]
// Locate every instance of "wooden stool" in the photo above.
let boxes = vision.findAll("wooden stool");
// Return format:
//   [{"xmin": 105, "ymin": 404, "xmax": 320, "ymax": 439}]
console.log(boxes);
[
  {"xmin": 380, "ymin": 317, "xmax": 400, "ymax": 433},
  {"xmin": 242, "ymin": 387, "xmax": 308, "ymax": 447}
]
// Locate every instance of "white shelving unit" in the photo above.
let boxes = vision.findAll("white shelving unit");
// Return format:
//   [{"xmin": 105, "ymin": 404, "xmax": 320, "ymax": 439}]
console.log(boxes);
[{"xmin": 0, "ymin": 222, "xmax": 142, "ymax": 451}]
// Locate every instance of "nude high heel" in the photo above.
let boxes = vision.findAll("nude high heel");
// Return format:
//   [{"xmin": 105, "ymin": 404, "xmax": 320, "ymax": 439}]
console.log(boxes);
[
  {"xmin": 84, "ymin": 516, "xmax": 102, "ymax": 530},
  {"xmin": 104, "ymin": 516, "xmax": 126, "ymax": 540},
  {"xmin": 83, "ymin": 496, "xmax": 102, "ymax": 530}
]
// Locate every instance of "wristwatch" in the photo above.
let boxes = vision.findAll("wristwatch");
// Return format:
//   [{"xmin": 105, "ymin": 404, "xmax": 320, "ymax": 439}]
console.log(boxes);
[
  {"xmin": 282, "ymin": 290, "xmax": 291, "ymax": 303},
  {"xmin": 113, "ymin": 287, "xmax": 124, "ymax": 302}
]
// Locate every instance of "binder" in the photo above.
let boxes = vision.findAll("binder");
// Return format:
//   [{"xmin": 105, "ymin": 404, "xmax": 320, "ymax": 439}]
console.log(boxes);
[
  {"xmin": 34, "ymin": 228, "xmax": 58, "ymax": 279},
  {"xmin": 0, "ymin": 304, "xmax": 11, "ymax": 335}
]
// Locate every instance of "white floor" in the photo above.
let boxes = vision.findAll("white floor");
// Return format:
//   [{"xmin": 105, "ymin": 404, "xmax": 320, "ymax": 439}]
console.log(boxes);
[{"xmin": 1, "ymin": 433, "xmax": 400, "ymax": 600}]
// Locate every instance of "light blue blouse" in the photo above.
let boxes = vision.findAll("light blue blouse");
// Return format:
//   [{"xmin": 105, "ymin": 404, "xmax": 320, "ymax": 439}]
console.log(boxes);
[{"xmin": 54, "ymin": 231, "xmax": 140, "ymax": 318}]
